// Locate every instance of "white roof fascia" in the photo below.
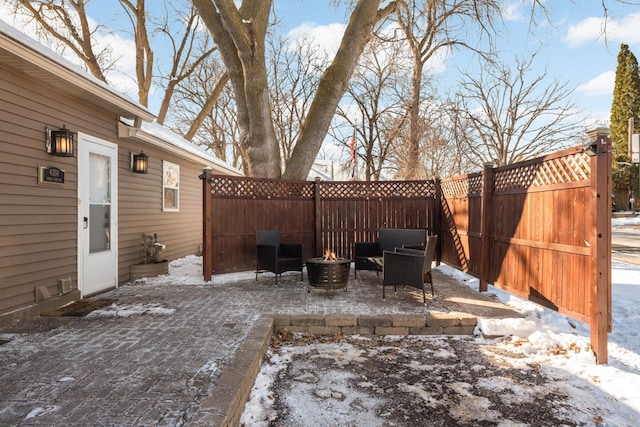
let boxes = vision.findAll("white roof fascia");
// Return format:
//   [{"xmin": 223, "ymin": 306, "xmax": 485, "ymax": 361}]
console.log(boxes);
[{"xmin": 0, "ymin": 21, "xmax": 155, "ymax": 122}]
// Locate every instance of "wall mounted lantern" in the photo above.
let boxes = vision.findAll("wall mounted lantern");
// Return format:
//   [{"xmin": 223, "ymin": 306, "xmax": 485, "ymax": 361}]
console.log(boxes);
[
  {"xmin": 45, "ymin": 125, "xmax": 76, "ymax": 157},
  {"xmin": 131, "ymin": 151, "xmax": 149, "ymax": 174}
]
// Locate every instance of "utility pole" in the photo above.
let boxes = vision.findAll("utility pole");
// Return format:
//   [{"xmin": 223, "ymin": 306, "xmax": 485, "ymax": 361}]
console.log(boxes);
[{"xmin": 631, "ymin": 118, "xmax": 639, "ymax": 210}]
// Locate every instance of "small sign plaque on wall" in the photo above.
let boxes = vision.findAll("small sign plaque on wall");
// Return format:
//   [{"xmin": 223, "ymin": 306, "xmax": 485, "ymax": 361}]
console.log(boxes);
[{"xmin": 39, "ymin": 166, "xmax": 65, "ymax": 184}]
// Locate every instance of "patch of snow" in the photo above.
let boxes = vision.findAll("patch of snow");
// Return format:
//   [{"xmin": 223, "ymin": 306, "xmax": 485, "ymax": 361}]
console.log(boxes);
[
  {"xmin": 24, "ymin": 405, "xmax": 59, "ymax": 419},
  {"xmin": 128, "ymin": 217, "xmax": 640, "ymax": 425},
  {"xmin": 85, "ymin": 303, "xmax": 175, "ymax": 318}
]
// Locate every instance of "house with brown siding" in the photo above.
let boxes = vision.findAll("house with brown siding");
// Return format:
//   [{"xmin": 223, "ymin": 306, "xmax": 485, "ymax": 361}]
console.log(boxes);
[{"xmin": 0, "ymin": 22, "xmax": 242, "ymax": 327}]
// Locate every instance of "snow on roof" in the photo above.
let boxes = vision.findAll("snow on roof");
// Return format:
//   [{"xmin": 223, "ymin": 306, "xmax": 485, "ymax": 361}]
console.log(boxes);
[
  {"xmin": 138, "ymin": 121, "xmax": 244, "ymax": 176},
  {"xmin": 1, "ymin": 20, "xmax": 241, "ymax": 176},
  {"xmin": 0, "ymin": 20, "xmax": 154, "ymax": 121}
]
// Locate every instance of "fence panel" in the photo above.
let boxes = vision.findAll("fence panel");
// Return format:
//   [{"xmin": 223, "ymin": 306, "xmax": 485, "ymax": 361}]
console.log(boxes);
[
  {"xmin": 486, "ymin": 148, "xmax": 593, "ymax": 322},
  {"xmin": 318, "ymin": 180, "xmax": 436, "ymax": 260},
  {"xmin": 205, "ymin": 176, "xmax": 315, "ymax": 273},
  {"xmin": 202, "ymin": 177, "xmax": 435, "ymax": 275},
  {"xmin": 438, "ymin": 173, "xmax": 483, "ymax": 274},
  {"xmin": 201, "ymin": 135, "xmax": 610, "ymax": 362}
]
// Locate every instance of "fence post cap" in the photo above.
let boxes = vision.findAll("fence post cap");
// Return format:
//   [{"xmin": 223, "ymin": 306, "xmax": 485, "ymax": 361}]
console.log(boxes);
[{"xmin": 586, "ymin": 127, "xmax": 611, "ymax": 139}]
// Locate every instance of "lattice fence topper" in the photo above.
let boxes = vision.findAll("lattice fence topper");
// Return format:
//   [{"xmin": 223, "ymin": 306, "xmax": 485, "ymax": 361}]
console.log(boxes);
[
  {"xmin": 494, "ymin": 151, "xmax": 590, "ymax": 192},
  {"xmin": 208, "ymin": 175, "xmax": 436, "ymax": 200},
  {"xmin": 208, "ymin": 175, "xmax": 314, "ymax": 199},
  {"xmin": 319, "ymin": 180, "xmax": 435, "ymax": 199},
  {"xmin": 439, "ymin": 150, "xmax": 591, "ymax": 198},
  {"xmin": 440, "ymin": 173, "xmax": 483, "ymax": 198}
]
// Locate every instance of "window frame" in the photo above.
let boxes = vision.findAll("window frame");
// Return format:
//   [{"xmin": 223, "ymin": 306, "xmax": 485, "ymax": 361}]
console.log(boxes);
[{"xmin": 162, "ymin": 160, "xmax": 180, "ymax": 212}]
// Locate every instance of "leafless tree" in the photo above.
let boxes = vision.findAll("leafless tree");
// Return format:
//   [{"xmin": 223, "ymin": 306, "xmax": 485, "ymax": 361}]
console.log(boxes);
[
  {"xmin": 392, "ymin": 0, "xmax": 501, "ymax": 179},
  {"xmin": 193, "ymin": 0, "xmax": 396, "ymax": 179},
  {"xmin": 331, "ymin": 30, "xmax": 409, "ymax": 181},
  {"xmin": 169, "ymin": 53, "xmax": 239, "ymax": 164},
  {"xmin": 389, "ymin": 96, "xmax": 471, "ymax": 179},
  {"xmin": 267, "ymin": 33, "xmax": 328, "ymax": 169},
  {"xmin": 14, "ymin": 0, "xmax": 112, "ymax": 81},
  {"xmin": 418, "ymin": 101, "xmax": 471, "ymax": 178},
  {"xmin": 152, "ymin": 4, "xmax": 218, "ymax": 124},
  {"xmin": 449, "ymin": 53, "xmax": 583, "ymax": 169},
  {"xmin": 13, "ymin": 0, "xmax": 222, "ymax": 118}
]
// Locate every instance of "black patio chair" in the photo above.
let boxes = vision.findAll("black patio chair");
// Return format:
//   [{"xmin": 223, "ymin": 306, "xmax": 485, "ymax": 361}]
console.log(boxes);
[
  {"xmin": 255, "ymin": 230, "xmax": 303, "ymax": 285},
  {"xmin": 354, "ymin": 228, "xmax": 426, "ymax": 277},
  {"xmin": 382, "ymin": 235, "xmax": 438, "ymax": 305}
]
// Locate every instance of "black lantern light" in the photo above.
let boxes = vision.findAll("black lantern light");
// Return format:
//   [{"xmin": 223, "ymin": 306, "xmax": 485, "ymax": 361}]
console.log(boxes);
[
  {"xmin": 131, "ymin": 151, "xmax": 149, "ymax": 174},
  {"xmin": 46, "ymin": 125, "xmax": 75, "ymax": 157}
]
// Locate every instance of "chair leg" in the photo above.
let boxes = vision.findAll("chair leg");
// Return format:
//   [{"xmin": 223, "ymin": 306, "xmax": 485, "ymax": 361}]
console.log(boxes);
[
  {"xmin": 427, "ymin": 272, "xmax": 434, "ymax": 296},
  {"xmin": 422, "ymin": 287, "xmax": 427, "ymax": 306}
]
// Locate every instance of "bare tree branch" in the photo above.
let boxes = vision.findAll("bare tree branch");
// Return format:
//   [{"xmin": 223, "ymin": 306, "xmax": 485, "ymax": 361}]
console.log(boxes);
[{"xmin": 450, "ymin": 52, "xmax": 583, "ymax": 169}]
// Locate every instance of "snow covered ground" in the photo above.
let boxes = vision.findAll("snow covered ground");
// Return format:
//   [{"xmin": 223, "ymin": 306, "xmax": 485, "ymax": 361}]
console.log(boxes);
[
  {"xmin": 237, "ymin": 216, "xmax": 640, "ymax": 426},
  {"xmin": 114, "ymin": 217, "xmax": 640, "ymax": 425}
]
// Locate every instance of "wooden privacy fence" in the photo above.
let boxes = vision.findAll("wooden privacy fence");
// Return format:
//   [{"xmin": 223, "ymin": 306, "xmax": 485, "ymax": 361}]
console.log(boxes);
[
  {"xmin": 200, "ymin": 175, "xmax": 436, "ymax": 277},
  {"xmin": 201, "ymin": 130, "xmax": 611, "ymax": 363},
  {"xmin": 438, "ymin": 129, "xmax": 612, "ymax": 363}
]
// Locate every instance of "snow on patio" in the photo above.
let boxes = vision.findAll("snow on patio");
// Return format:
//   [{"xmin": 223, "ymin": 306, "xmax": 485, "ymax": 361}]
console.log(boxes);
[
  {"xmin": 238, "ymin": 255, "xmax": 640, "ymax": 426},
  {"xmin": 116, "ymin": 218, "xmax": 640, "ymax": 426}
]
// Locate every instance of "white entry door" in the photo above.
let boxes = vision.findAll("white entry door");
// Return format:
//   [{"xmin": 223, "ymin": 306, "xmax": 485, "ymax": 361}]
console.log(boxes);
[{"xmin": 78, "ymin": 134, "xmax": 118, "ymax": 296}]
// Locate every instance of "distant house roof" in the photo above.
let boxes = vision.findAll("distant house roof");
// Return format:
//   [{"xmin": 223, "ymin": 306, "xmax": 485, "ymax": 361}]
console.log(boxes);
[{"xmin": 307, "ymin": 159, "xmax": 358, "ymax": 181}]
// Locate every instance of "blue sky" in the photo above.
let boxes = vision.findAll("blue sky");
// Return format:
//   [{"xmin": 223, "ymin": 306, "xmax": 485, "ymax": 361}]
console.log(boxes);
[
  {"xmin": 2, "ymin": 0, "xmax": 639, "ymax": 128},
  {"xmin": 277, "ymin": 0, "xmax": 640, "ymax": 127},
  {"xmin": 281, "ymin": 0, "xmax": 640, "ymax": 127}
]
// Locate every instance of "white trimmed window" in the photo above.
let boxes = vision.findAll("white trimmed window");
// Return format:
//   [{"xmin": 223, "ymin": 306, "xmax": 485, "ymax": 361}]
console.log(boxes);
[{"xmin": 163, "ymin": 161, "xmax": 180, "ymax": 211}]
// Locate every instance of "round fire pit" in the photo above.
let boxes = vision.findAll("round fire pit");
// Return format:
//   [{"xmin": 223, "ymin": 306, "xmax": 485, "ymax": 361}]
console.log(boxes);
[{"xmin": 306, "ymin": 257, "xmax": 350, "ymax": 296}]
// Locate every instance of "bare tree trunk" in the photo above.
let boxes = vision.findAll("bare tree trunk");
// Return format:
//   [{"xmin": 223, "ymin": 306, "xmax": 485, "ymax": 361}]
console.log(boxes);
[
  {"xmin": 119, "ymin": 0, "xmax": 153, "ymax": 107},
  {"xmin": 184, "ymin": 73, "xmax": 229, "ymax": 140},
  {"xmin": 283, "ymin": 0, "xmax": 396, "ymax": 180},
  {"xmin": 403, "ymin": 61, "xmax": 423, "ymax": 179},
  {"xmin": 194, "ymin": 0, "xmax": 280, "ymax": 178}
]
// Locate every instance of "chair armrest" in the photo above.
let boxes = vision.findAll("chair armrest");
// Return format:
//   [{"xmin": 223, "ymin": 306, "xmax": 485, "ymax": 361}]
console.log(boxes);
[
  {"xmin": 354, "ymin": 242, "xmax": 380, "ymax": 257},
  {"xmin": 396, "ymin": 247, "xmax": 424, "ymax": 256},
  {"xmin": 280, "ymin": 243, "xmax": 303, "ymax": 258}
]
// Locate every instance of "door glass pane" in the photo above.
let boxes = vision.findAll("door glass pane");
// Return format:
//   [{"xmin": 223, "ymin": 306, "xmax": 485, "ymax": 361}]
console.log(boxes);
[
  {"xmin": 90, "ymin": 204, "xmax": 111, "ymax": 253},
  {"xmin": 89, "ymin": 153, "xmax": 111, "ymax": 253}
]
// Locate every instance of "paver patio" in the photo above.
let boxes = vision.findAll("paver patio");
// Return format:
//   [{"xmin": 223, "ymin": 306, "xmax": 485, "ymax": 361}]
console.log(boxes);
[{"xmin": 0, "ymin": 267, "xmax": 521, "ymax": 426}]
